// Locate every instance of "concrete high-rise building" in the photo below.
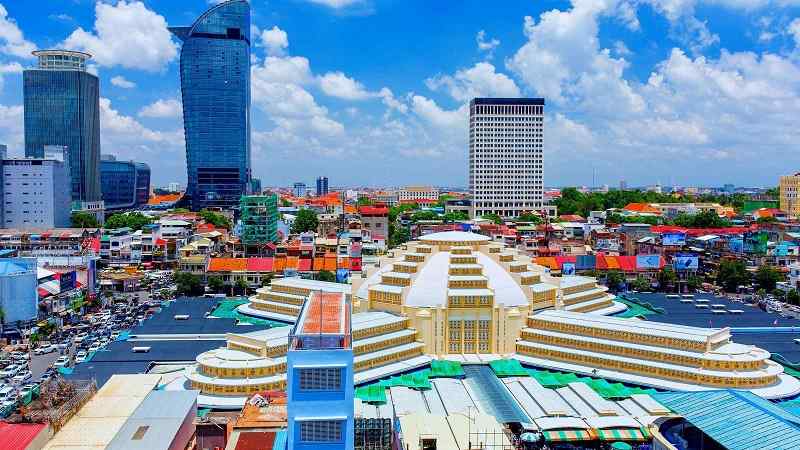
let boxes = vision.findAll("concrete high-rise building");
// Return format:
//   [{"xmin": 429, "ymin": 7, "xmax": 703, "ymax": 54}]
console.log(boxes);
[
  {"xmin": 1, "ymin": 149, "xmax": 71, "ymax": 229},
  {"xmin": 100, "ymin": 155, "xmax": 151, "ymax": 210},
  {"xmin": 287, "ymin": 292, "xmax": 353, "ymax": 450},
  {"xmin": 0, "ymin": 258, "xmax": 38, "ymax": 324},
  {"xmin": 170, "ymin": 0, "xmax": 251, "ymax": 211},
  {"xmin": 292, "ymin": 182, "xmax": 306, "ymax": 198},
  {"xmin": 316, "ymin": 176, "xmax": 329, "ymax": 196},
  {"xmin": 469, "ymin": 98, "xmax": 544, "ymax": 218},
  {"xmin": 24, "ymin": 50, "xmax": 101, "ymax": 203},
  {"xmin": 168, "ymin": 182, "xmax": 181, "ymax": 193},
  {"xmin": 780, "ymin": 173, "xmax": 800, "ymax": 218}
]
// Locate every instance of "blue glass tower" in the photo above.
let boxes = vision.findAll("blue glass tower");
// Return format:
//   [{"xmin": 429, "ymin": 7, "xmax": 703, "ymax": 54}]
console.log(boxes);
[
  {"xmin": 100, "ymin": 156, "xmax": 151, "ymax": 210},
  {"xmin": 170, "ymin": 0, "xmax": 251, "ymax": 211},
  {"xmin": 24, "ymin": 50, "xmax": 101, "ymax": 203}
]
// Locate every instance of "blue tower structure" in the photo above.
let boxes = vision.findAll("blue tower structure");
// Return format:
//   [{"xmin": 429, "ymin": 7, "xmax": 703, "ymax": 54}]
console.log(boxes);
[
  {"xmin": 287, "ymin": 291, "xmax": 354, "ymax": 450},
  {"xmin": 170, "ymin": 0, "xmax": 251, "ymax": 211}
]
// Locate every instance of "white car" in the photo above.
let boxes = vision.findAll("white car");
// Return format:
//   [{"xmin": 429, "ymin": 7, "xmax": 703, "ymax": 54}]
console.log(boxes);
[
  {"xmin": 88, "ymin": 343, "xmax": 102, "ymax": 353},
  {"xmin": 53, "ymin": 356, "xmax": 70, "ymax": 368},
  {"xmin": 12, "ymin": 371, "xmax": 31, "ymax": 384},
  {"xmin": 0, "ymin": 365, "xmax": 19, "ymax": 379},
  {"xmin": 74, "ymin": 351, "xmax": 88, "ymax": 364},
  {"xmin": 34, "ymin": 345, "xmax": 56, "ymax": 355}
]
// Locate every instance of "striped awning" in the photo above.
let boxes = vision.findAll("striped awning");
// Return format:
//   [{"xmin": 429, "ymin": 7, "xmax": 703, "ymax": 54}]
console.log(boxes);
[
  {"xmin": 542, "ymin": 430, "xmax": 592, "ymax": 442},
  {"xmin": 596, "ymin": 428, "xmax": 649, "ymax": 441}
]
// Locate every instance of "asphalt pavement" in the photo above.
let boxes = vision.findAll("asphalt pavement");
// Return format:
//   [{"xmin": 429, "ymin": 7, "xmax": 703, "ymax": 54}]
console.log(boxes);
[{"xmin": 29, "ymin": 351, "xmax": 59, "ymax": 379}]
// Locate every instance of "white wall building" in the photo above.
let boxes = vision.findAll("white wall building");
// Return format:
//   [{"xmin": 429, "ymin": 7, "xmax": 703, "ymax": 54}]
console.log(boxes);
[
  {"xmin": 397, "ymin": 186, "xmax": 439, "ymax": 202},
  {"xmin": 469, "ymin": 98, "xmax": 544, "ymax": 219},
  {"xmin": 2, "ymin": 153, "xmax": 71, "ymax": 229}
]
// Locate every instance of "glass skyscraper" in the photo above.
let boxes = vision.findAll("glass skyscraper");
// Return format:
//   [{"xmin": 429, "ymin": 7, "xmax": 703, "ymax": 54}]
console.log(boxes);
[
  {"xmin": 170, "ymin": 0, "xmax": 251, "ymax": 211},
  {"xmin": 24, "ymin": 50, "xmax": 101, "ymax": 203},
  {"xmin": 100, "ymin": 156, "xmax": 151, "ymax": 210}
]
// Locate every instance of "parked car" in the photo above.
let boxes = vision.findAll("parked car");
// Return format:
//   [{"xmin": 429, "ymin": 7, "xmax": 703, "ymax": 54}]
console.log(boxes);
[
  {"xmin": 12, "ymin": 371, "xmax": 31, "ymax": 384},
  {"xmin": 0, "ymin": 385, "xmax": 16, "ymax": 409},
  {"xmin": 74, "ymin": 351, "xmax": 88, "ymax": 364},
  {"xmin": 53, "ymin": 356, "xmax": 70, "ymax": 368},
  {"xmin": 0, "ymin": 365, "xmax": 19, "ymax": 379},
  {"xmin": 34, "ymin": 345, "xmax": 56, "ymax": 355}
]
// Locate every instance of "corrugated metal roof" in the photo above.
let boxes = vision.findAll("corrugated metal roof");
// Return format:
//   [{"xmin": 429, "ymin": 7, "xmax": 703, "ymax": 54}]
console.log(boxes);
[
  {"xmin": 0, "ymin": 422, "xmax": 48, "ymax": 450},
  {"xmin": 106, "ymin": 390, "xmax": 198, "ymax": 450},
  {"xmin": 653, "ymin": 390, "xmax": 800, "ymax": 450}
]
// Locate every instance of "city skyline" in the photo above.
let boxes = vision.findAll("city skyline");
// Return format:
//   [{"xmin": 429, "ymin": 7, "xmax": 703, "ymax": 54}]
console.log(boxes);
[{"xmin": 0, "ymin": 1, "xmax": 797, "ymax": 187}]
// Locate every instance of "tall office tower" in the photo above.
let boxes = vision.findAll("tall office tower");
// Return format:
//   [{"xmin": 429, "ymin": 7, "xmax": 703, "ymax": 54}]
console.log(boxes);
[
  {"xmin": 24, "ymin": 50, "xmax": 101, "ymax": 203},
  {"xmin": 170, "ymin": 0, "xmax": 251, "ymax": 211},
  {"xmin": 316, "ymin": 176, "xmax": 329, "ymax": 196},
  {"xmin": 287, "ymin": 292, "xmax": 354, "ymax": 450},
  {"xmin": 292, "ymin": 182, "xmax": 306, "ymax": 198},
  {"xmin": 100, "ymin": 155, "xmax": 151, "ymax": 210},
  {"xmin": 469, "ymin": 98, "xmax": 544, "ymax": 219}
]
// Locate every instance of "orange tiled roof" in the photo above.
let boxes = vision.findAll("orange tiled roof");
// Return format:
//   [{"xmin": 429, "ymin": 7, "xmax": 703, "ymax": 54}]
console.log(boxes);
[
  {"xmin": 623, "ymin": 203, "xmax": 661, "ymax": 214},
  {"xmin": 148, "ymin": 193, "xmax": 182, "ymax": 205},
  {"xmin": 208, "ymin": 258, "xmax": 247, "ymax": 272},
  {"xmin": 300, "ymin": 292, "xmax": 346, "ymax": 334}
]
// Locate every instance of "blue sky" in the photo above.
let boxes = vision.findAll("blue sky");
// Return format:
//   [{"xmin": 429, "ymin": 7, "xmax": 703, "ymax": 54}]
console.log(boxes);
[{"xmin": 0, "ymin": 0, "xmax": 799, "ymax": 189}]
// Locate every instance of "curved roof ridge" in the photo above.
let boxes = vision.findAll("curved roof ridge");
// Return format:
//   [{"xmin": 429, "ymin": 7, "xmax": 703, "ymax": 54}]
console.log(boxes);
[{"xmin": 189, "ymin": 0, "xmax": 249, "ymax": 36}]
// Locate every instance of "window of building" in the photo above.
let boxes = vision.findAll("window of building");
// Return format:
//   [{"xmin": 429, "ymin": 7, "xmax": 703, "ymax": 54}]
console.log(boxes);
[
  {"xmin": 300, "ymin": 420, "xmax": 343, "ymax": 443},
  {"xmin": 297, "ymin": 367, "xmax": 342, "ymax": 391}
]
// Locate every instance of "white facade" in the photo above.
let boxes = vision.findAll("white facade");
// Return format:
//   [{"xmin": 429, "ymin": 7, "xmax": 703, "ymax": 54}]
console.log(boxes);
[
  {"xmin": 397, "ymin": 186, "xmax": 439, "ymax": 202},
  {"xmin": 469, "ymin": 98, "xmax": 544, "ymax": 218},
  {"xmin": 2, "ymin": 157, "xmax": 71, "ymax": 229}
]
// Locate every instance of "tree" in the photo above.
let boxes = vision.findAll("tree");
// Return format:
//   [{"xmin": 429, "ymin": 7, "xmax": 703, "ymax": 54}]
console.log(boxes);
[
  {"xmin": 71, "ymin": 212, "xmax": 99, "ymax": 228},
  {"xmin": 357, "ymin": 196, "xmax": 373, "ymax": 206},
  {"xmin": 234, "ymin": 279, "xmax": 249, "ymax": 296},
  {"xmin": 207, "ymin": 276, "xmax": 224, "ymax": 293},
  {"xmin": 755, "ymin": 265, "xmax": 782, "ymax": 292},
  {"xmin": 717, "ymin": 259, "xmax": 750, "ymax": 292},
  {"xmin": 787, "ymin": 289, "xmax": 800, "ymax": 306},
  {"xmin": 436, "ymin": 194, "xmax": 454, "ymax": 207},
  {"xmin": 389, "ymin": 225, "xmax": 410, "ymax": 248},
  {"xmin": 175, "ymin": 272, "xmax": 203, "ymax": 296},
  {"xmin": 657, "ymin": 267, "xmax": 678, "ymax": 291},
  {"xmin": 686, "ymin": 274, "xmax": 703, "ymax": 292},
  {"xmin": 605, "ymin": 271, "xmax": 625, "ymax": 292},
  {"xmin": 389, "ymin": 203, "xmax": 418, "ymax": 223},
  {"xmin": 260, "ymin": 273, "xmax": 273, "ymax": 287},
  {"xmin": 516, "ymin": 212, "xmax": 543, "ymax": 224},
  {"xmin": 481, "ymin": 213, "xmax": 503, "ymax": 225},
  {"xmin": 411, "ymin": 211, "xmax": 438, "ymax": 222},
  {"xmin": 291, "ymin": 209, "xmax": 319, "ymax": 234},
  {"xmin": 631, "ymin": 276, "xmax": 651, "ymax": 292},
  {"xmin": 104, "ymin": 212, "xmax": 153, "ymax": 231},
  {"xmin": 280, "ymin": 198, "xmax": 292, "ymax": 207},
  {"xmin": 317, "ymin": 270, "xmax": 336, "ymax": 282},
  {"xmin": 442, "ymin": 211, "xmax": 469, "ymax": 223},
  {"xmin": 199, "ymin": 210, "xmax": 232, "ymax": 230}
]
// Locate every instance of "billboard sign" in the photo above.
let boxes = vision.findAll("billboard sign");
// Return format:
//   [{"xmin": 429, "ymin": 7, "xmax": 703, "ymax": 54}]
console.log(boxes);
[
  {"xmin": 662, "ymin": 232, "xmax": 687, "ymax": 246},
  {"xmin": 636, "ymin": 255, "xmax": 661, "ymax": 270},
  {"xmin": 562, "ymin": 263, "xmax": 576, "ymax": 276},
  {"xmin": 59, "ymin": 271, "xmax": 76, "ymax": 292},
  {"xmin": 744, "ymin": 231, "xmax": 768, "ymax": 254},
  {"xmin": 336, "ymin": 268, "xmax": 350, "ymax": 283},
  {"xmin": 673, "ymin": 255, "xmax": 699, "ymax": 271}
]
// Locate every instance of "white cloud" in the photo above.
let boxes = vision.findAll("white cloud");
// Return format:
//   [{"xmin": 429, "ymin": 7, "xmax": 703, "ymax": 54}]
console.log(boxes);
[
  {"xmin": 790, "ymin": 18, "xmax": 800, "ymax": 47},
  {"xmin": 318, "ymin": 71, "xmax": 373, "ymax": 100},
  {"xmin": 426, "ymin": 62, "xmax": 520, "ymax": 102},
  {"xmin": 110, "ymin": 75, "xmax": 135, "ymax": 89},
  {"xmin": 261, "ymin": 26, "xmax": 289, "ymax": 56},
  {"xmin": 255, "ymin": 55, "xmax": 313, "ymax": 85},
  {"xmin": 410, "ymin": 95, "xmax": 468, "ymax": 129},
  {"xmin": 0, "ymin": 61, "xmax": 21, "ymax": 91},
  {"xmin": 0, "ymin": 4, "xmax": 35, "ymax": 58},
  {"xmin": 0, "ymin": 103, "xmax": 23, "ymax": 151},
  {"xmin": 63, "ymin": 1, "xmax": 177, "ymax": 72},
  {"xmin": 138, "ymin": 98, "xmax": 182, "ymax": 118},
  {"xmin": 476, "ymin": 30, "xmax": 500, "ymax": 58},
  {"xmin": 306, "ymin": 0, "xmax": 363, "ymax": 8}
]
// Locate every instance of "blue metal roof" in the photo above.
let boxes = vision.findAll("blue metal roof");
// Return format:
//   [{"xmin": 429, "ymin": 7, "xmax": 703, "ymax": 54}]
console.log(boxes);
[{"xmin": 653, "ymin": 390, "xmax": 800, "ymax": 450}]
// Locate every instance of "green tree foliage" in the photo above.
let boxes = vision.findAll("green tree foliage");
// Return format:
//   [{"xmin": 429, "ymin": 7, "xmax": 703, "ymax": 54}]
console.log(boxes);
[
  {"xmin": 207, "ymin": 276, "xmax": 224, "ymax": 293},
  {"xmin": 104, "ymin": 212, "xmax": 153, "ymax": 231},
  {"xmin": 443, "ymin": 211, "xmax": 469, "ymax": 223},
  {"xmin": 657, "ymin": 267, "xmax": 678, "ymax": 290},
  {"xmin": 765, "ymin": 187, "xmax": 779, "ymax": 200},
  {"xmin": 481, "ymin": 213, "xmax": 503, "ymax": 225},
  {"xmin": 389, "ymin": 225, "xmax": 410, "ymax": 248},
  {"xmin": 755, "ymin": 265, "xmax": 783, "ymax": 292},
  {"xmin": 71, "ymin": 212, "xmax": 100, "ymax": 228},
  {"xmin": 291, "ymin": 209, "xmax": 319, "ymax": 234},
  {"xmin": 317, "ymin": 270, "xmax": 336, "ymax": 282},
  {"xmin": 175, "ymin": 272, "xmax": 203, "ymax": 296},
  {"xmin": 280, "ymin": 198, "xmax": 292, "ymax": 207},
  {"xmin": 716, "ymin": 259, "xmax": 750, "ymax": 292},
  {"xmin": 631, "ymin": 276, "xmax": 651, "ymax": 292},
  {"xmin": 436, "ymin": 194, "xmax": 454, "ymax": 207},
  {"xmin": 756, "ymin": 216, "xmax": 778, "ymax": 224},
  {"xmin": 199, "ymin": 210, "xmax": 232, "ymax": 230},
  {"xmin": 686, "ymin": 274, "xmax": 703, "ymax": 291},
  {"xmin": 389, "ymin": 203, "xmax": 418, "ymax": 223},
  {"xmin": 356, "ymin": 196, "xmax": 373, "ymax": 206},
  {"xmin": 786, "ymin": 289, "xmax": 800, "ymax": 306},
  {"xmin": 516, "ymin": 212, "xmax": 543, "ymax": 224},
  {"xmin": 604, "ymin": 271, "xmax": 625, "ymax": 291},
  {"xmin": 672, "ymin": 210, "xmax": 730, "ymax": 228},
  {"xmin": 234, "ymin": 278, "xmax": 249, "ymax": 295}
]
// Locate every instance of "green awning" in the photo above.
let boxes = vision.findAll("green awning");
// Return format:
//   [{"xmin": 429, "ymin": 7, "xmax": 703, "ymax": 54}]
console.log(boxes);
[
  {"xmin": 596, "ymin": 428, "xmax": 649, "ymax": 441},
  {"xmin": 542, "ymin": 430, "xmax": 592, "ymax": 442},
  {"xmin": 610, "ymin": 442, "xmax": 633, "ymax": 450}
]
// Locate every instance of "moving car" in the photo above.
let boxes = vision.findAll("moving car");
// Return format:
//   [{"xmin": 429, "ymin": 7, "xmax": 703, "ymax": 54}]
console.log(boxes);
[{"xmin": 53, "ymin": 356, "xmax": 70, "ymax": 368}]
